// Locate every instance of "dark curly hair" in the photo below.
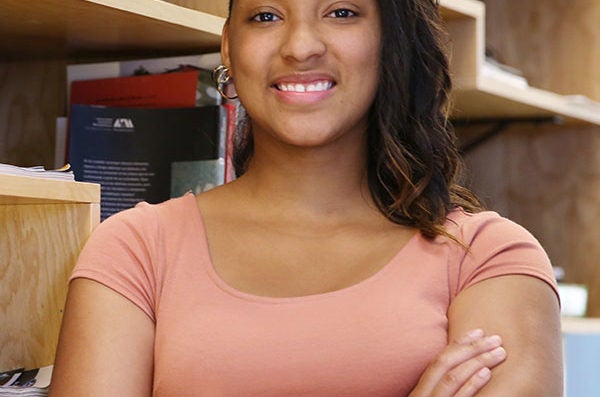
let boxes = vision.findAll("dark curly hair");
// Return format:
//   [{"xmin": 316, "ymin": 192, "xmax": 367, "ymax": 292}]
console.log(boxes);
[{"xmin": 226, "ymin": 0, "xmax": 483, "ymax": 239}]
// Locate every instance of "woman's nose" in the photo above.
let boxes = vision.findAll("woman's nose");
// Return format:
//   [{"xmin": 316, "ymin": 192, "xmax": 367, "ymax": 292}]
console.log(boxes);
[{"xmin": 279, "ymin": 20, "xmax": 327, "ymax": 64}]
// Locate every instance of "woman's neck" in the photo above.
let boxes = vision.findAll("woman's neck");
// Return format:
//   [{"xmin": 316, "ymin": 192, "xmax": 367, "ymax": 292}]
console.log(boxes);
[{"xmin": 231, "ymin": 135, "xmax": 376, "ymax": 222}]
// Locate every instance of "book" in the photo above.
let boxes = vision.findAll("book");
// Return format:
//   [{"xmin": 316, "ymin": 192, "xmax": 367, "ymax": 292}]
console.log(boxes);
[
  {"xmin": 68, "ymin": 104, "xmax": 227, "ymax": 220},
  {"xmin": 0, "ymin": 365, "xmax": 52, "ymax": 396},
  {"xmin": 66, "ymin": 53, "xmax": 221, "ymax": 104},
  {"xmin": 54, "ymin": 117, "xmax": 68, "ymax": 169},
  {"xmin": 66, "ymin": 65, "xmax": 220, "ymax": 159},
  {"xmin": 223, "ymin": 101, "xmax": 239, "ymax": 183},
  {"xmin": 70, "ymin": 67, "xmax": 220, "ymax": 109}
]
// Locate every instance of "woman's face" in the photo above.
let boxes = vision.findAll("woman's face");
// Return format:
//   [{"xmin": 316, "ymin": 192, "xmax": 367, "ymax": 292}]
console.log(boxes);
[{"xmin": 222, "ymin": 0, "xmax": 382, "ymax": 151}]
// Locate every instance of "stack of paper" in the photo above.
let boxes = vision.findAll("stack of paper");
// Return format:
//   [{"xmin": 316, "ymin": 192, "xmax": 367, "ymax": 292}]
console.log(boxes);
[
  {"xmin": 0, "ymin": 366, "xmax": 52, "ymax": 396},
  {"xmin": 0, "ymin": 163, "xmax": 74, "ymax": 181}
]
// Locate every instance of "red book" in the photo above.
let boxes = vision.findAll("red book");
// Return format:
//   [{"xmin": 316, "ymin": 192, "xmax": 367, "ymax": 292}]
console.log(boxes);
[
  {"xmin": 64, "ymin": 68, "xmax": 219, "ymax": 164},
  {"xmin": 70, "ymin": 69, "xmax": 213, "ymax": 109},
  {"xmin": 223, "ymin": 102, "xmax": 238, "ymax": 183}
]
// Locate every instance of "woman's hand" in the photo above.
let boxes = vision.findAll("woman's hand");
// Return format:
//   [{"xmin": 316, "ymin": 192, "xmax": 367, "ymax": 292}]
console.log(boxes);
[{"xmin": 408, "ymin": 329, "xmax": 506, "ymax": 397}]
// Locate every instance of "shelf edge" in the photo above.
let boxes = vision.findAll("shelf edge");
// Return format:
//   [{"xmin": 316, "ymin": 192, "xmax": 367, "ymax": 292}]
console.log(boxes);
[
  {"xmin": 0, "ymin": 174, "xmax": 100, "ymax": 205},
  {"xmin": 85, "ymin": 0, "xmax": 226, "ymax": 36},
  {"xmin": 477, "ymin": 78, "xmax": 600, "ymax": 126},
  {"xmin": 439, "ymin": 0, "xmax": 485, "ymax": 19}
]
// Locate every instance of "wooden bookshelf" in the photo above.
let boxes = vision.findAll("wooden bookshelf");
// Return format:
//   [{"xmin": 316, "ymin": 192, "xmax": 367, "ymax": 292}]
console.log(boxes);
[
  {"xmin": 0, "ymin": 174, "xmax": 99, "ymax": 205},
  {"xmin": 478, "ymin": 0, "xmax": 600, "ymax": 318},
  {"xmin": 0, "ymin": 176, "xmax": 100, "ymax": 370},
  {"xmin": 0, "ymin": 0, "xmax": 599, "ymax": 370},
  {"xmin": 439, "ymin": 0, "xmax": 600, "ymax": 125},
  {"xmin": 0, "ymin": 0, "xmax": 225, "ymax": 60},
  {"xmin": 1, "ymin": 0, "xmax": 599, "ymax": 168}
]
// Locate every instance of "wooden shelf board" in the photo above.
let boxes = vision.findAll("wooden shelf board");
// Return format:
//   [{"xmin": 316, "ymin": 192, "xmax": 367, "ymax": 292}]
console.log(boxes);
[
  {"xmin": 451, "ymin": 78, "xmax": 600, "ymax": 125},
  {"xmin": 439, "ymin": 0, "xmax": 484, "ymax": 20},
  {"xmin": 0, "ymin": 0, "xmax": 225, "ymax": 60},
  {"xmin": 0, "ymin": 175, "xmax": 100, "ymax": 205}
]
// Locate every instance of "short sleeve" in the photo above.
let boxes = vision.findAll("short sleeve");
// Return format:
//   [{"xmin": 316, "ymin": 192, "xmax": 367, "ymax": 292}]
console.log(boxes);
[
  {"xmin": 446, "ymin": 210, "xmax": 559, "ymax": 301},
  {"xmin": 69, "ymin": 202, "xmax": 162, "ymax": 322}
]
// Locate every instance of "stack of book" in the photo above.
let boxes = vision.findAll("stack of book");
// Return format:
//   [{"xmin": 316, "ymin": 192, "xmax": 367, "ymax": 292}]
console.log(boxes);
[{"xmin": 64, "ymin": 53, "xmax": 237, "ymax": 220}]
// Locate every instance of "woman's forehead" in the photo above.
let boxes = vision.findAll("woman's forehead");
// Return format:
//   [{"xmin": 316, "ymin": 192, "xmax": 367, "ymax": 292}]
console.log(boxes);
[{"xmin": 230, "ymin": 0, "xmax": 382, "ymax": 8}]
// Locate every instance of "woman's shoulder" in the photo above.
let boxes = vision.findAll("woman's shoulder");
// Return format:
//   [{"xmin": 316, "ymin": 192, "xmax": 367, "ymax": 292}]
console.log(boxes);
[
  {"xmin": 443, "ymin": 208, "xmax": 540, "ymax": 247},
  {"xmin": 443, "ymin": 208, "xmax": 557, "ymax": 298},
  {"xmin": 104, "ymin": 192, "xmax": 198, "ymax": 226},
  {"xmin": 84, "ymin": 193, "xmax": 202, "ymax": 251}
]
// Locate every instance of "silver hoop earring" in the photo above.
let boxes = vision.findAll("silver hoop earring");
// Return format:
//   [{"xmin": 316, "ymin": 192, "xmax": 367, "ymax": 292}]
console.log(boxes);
[{"xmin": 212, "ymin": 65, "xmax": 238, "ymax": 100}]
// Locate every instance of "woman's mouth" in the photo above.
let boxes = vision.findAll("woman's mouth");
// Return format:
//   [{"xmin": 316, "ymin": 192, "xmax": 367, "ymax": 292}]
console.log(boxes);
[{"xmin": 275, "ymin": 80, "xmax": 336, "ymax": 93}]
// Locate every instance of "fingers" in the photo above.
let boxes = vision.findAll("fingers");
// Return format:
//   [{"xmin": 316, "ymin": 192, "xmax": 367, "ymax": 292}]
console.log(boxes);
[
  {"xmin": 453, "ymin": 367, "xmax": 491, "ymax": 397},
  {"xmin": 439, "ymin": 342, "xmax": 506, "ymax": 397},
  {"xmin": 409, "ymin": 329, "xmax": 507, "ymax": 397}
]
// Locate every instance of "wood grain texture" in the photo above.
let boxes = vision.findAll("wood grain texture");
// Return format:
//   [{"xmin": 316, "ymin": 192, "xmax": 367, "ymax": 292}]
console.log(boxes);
[
  {"xmin": 0, "ymin": 175, "xmax": 100, "ymax": 205},
  {"xmin": 483, "ymin": 0, "xmax": 600, "ymax": 101},
  {"xmin": 0, "ymin": 203, "xmax": 96, "ymax": 369},
  {"xmin": 463, "ymin": 123, "xmax": 600, "ymax": 316},
  {"xmin": 0, "ymin": 0, "xmax": 224, "ymax": 60},
  {"xmin": 0, "ymin": 60, "xmax": 65, "ymax": 168},
  {"xmin": 461, "ymin": 0, "xmax": 600, "ymax": 316},
  {"xmin": 162, "ymin": 0, "xmax": 228, "ymax": 17}
]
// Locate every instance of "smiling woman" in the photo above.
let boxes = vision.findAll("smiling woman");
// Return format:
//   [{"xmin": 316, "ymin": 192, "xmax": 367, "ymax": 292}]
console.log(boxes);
[
  {"xmin": 222, "ymin": 0, "xmax": 381, "ymax": 155},
  {"xmin": 49, "ymin": 1, "xmax": 563, "ymax": 396}
]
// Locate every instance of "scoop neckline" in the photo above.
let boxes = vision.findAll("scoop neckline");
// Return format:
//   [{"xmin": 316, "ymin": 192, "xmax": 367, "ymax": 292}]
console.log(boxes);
[{"xmin": 184, "ymin": 193, "xmax": 422, "ymax": 304}]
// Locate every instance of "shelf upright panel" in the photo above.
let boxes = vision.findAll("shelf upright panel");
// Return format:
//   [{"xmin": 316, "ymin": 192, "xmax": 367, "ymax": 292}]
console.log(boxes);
[
  {"xmin": 439, "ymin": 0, "xmax": 485, "ymax": 89},
  {"xmin": 0, "ymin": 176, "xmax": 100, "ymax": 370}
]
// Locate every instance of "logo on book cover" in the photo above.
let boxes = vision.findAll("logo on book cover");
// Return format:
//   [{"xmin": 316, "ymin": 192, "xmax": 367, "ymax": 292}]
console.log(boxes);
[
  {"xmin": 90, "ymin": 117, "xmax": 135, "ymax": 132},
  {"xmin": 113, "ymin": 118, "xmax": 135, "ymax": 130}
]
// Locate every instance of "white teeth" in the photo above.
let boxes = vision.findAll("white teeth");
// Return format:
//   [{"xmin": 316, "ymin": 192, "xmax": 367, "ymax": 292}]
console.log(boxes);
[{"xmin": 277, "ymin": 81, "xmax": 333, "ymax": 92}]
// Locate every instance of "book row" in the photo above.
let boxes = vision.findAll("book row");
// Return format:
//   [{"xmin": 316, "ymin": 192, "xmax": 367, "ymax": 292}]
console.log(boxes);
[{"xmin": 62, "ymin": 53, "xmax": 237, "ymax": 220}]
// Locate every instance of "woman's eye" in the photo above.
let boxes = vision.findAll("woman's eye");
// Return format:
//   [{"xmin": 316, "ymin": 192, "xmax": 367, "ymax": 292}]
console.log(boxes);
[
  {"xmin": 251, "ymin": 12, "xmax": 281, "ymax": 22},
  {"xmin": 327, "ymin": 8, "xmax": 357, "ymax": 18}
]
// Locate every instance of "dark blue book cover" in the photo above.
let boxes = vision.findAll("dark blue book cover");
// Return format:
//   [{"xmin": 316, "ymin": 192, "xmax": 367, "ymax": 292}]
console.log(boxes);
[{"xmin": 69, "ymin": 104, "xmax": 226, "ymax": 220}]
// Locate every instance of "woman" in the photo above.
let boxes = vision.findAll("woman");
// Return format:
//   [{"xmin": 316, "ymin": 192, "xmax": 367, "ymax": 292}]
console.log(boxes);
[{"xmin": 50, "ymin": 0, "xmax": 563, "ymax": 395}]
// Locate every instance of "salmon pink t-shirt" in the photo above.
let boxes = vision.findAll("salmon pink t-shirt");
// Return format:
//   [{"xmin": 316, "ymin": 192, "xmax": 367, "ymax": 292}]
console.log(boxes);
[{"xmin": 70, "ymin": 193, "xmax": 558, "ymax": 396}]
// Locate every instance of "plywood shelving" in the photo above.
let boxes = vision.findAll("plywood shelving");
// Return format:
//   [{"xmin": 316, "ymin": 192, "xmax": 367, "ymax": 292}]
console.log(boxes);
[
  {"xmin": 0, "ymin": 175, "xmax": 100, "ymax": 370},
  {"xmin": 0, "ymin": 0, "xmax": 224, "ymax": 60},
  {"xmin": 1, "ymin": 0, "xmax": 599, "ymax": 371},
  {"xmin": 439, "ymin": 0, "xmax": 600, "ymax": 125}
]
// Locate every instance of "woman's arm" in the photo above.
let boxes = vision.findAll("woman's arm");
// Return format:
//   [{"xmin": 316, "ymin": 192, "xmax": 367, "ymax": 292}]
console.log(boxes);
[
  {"xmin": 447, "ymin": 274, "xmax": 563, "ymax": 396},
  {"xmin": 49, "ymin": 278, "xmax": 155, "ymax": 396},
  {"xmin": 409, "ymin": 328, "xmax": 507, "ymax": 396},
  {"xmin": 409, "ymin": 274, "xmax": 561, "ymax": 397}
]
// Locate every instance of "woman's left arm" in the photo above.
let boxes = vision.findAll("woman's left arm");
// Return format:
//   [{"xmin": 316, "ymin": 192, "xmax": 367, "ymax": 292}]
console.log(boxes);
[{"xmin": 447, "ymin": 274, "xmax": 563, "ymax": 396}]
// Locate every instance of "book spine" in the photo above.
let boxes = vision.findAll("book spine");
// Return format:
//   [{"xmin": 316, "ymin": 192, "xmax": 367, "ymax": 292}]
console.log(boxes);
[{"xmin": 223, "ymin": 102, "xmax": 237, "ymax": 183}]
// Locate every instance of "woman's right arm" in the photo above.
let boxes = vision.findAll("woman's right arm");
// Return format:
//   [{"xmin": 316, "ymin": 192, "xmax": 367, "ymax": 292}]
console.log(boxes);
[
  {"xmin": 408, "ymin": 329, "xmax": 507, "ymax": 397},
  {"xmin": 49, "ymin": 278, "xmax": 155, "ymax": 396}
]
